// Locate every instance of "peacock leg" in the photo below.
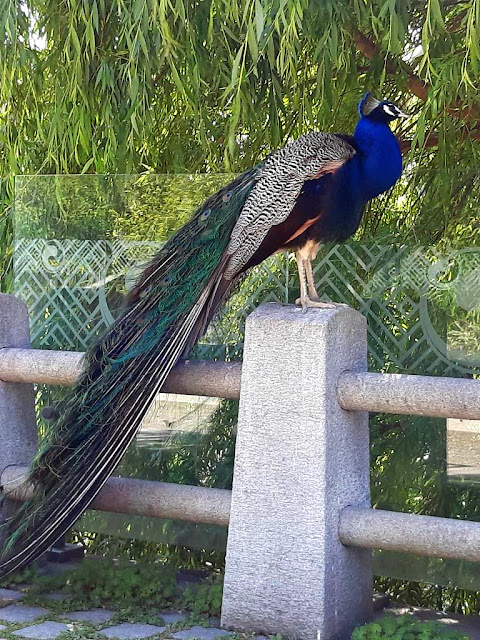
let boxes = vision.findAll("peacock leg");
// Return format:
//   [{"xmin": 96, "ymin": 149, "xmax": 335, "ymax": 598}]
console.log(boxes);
[
  {"xmin": 295, "ymin": 241, "xmax": 340, "ymax": 311},
  {"xmin": 295, "ymin": 252, "xmax": 309, "ymax": 312},
  {"xmin": 305, "ymin": 257, "xmax": 321, "ymax": 301}
]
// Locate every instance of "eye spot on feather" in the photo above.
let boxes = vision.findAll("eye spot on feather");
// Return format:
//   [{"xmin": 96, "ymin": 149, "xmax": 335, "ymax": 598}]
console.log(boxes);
[
  {"xmin": 199, "ymin": 209, "xmax": 211, "ymax": 221},
  {"xmin": 160, "ymin": 276, "xmax": 170, "ymax": 287},
  {"xmin": 222, "ymin": 191, "xmax": 232, "ymax": 202}
]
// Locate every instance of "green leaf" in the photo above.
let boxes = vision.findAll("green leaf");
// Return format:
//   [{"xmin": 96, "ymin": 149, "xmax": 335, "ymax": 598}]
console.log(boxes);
[
  {"xmin": 255, "ymin": 0, "xmax": 265, "ymax": 41},
  {"xmin": 230, "ymin": 45, "xmax": 244, "ymax": 87},
  {"xmin": 91, "ymin": 1, "xmax": 99, "ymax": 31},
  {"xmin": 247, "ymin": 21, "xmax": 258, "ymax": 62},
  {"xmin": 80, "ymin": 157, "xmax": 95, "ymax": 173},
  {"xmin": 430, "ymin": 0, "xmax": 445, "ymax": 28},
  {"xmin": 86, "ymin": 18, "xmax": 95, "ymax": 56},
  {"xmin": 70, "ymin": 27, "xmax": 81, "ymax": 56}
]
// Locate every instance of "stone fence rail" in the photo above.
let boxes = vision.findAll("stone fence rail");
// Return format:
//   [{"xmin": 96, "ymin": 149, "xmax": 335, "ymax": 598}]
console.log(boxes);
[{"xmin": 1, "ymin": 351, "xmax": 480, "ymax": 420}]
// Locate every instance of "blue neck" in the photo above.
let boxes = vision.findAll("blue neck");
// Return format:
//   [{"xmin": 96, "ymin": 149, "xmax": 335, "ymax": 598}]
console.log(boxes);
[{"xmin": 353, "ymin": 117, "xmax": 402, "ymax": 201}]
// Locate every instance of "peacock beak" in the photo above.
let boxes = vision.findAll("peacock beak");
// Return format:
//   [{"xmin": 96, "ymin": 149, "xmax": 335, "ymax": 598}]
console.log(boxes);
[{"xmin": 397, "ymin": 110, "xmax": 409, "ymax": 118}]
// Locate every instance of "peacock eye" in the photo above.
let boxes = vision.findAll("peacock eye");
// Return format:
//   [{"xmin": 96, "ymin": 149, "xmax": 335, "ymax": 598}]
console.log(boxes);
[
  {"xmin": 222, "ymin": 191, "xmax": 232, "ymax": 202},
  {"xmin": 199, "ymin": 209, "xmax": 211, "ymax": 221},
  {"xmin": 382, "ymin": 103, "xmax": 398, "ymax": 117},
  {"xmin": 160, "ymin": 276, "xmax": 170, "ymax": 287}
]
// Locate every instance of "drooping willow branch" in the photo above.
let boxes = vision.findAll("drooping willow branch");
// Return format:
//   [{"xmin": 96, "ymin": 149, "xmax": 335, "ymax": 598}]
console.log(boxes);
[{"xmin": 351, "ymin": 26, "xmax": 480, "ymax": 125}]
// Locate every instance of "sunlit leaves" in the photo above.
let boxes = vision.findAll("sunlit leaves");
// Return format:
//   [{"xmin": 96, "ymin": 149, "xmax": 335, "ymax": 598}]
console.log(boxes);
[
  {"xmin": 0, "ymin": 0, "xmax": 479, "ymax": 289},
  {"xmin": 1, "ymin": 0, "xmax": 478, "ymax": 174}
]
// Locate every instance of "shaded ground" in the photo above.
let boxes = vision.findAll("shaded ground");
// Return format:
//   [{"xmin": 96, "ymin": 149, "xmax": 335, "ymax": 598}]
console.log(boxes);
[{"xmin": 381, "ymin": 605, "xmax": 480, "ymax": 640}]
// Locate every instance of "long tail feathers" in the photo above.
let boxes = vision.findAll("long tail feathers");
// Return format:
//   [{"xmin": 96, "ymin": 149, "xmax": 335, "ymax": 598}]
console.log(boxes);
[{"xmin": 0, "ymin": 168, "xmax": 258, "ymax": 578}]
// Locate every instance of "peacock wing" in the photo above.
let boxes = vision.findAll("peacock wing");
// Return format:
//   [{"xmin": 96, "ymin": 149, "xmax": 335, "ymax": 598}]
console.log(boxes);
[{"xmin": 224, "ymin": 132, "xmax": 355, "ymax": 278}]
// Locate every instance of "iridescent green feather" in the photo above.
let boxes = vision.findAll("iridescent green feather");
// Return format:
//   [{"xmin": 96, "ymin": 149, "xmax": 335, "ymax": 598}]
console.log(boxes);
[{"xmin": 0, "ymin": 167, "xmax": 260, "ymax": 577}]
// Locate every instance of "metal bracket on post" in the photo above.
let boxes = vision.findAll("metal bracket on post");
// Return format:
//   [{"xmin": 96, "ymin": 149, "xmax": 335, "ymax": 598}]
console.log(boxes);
[
  {"xmin": 0, "ymin": 294, "xmax": 38, "ymax": 539},
  {"xmin": 221, "ymin": 303, "xmax": 372, "ymax": 640}
]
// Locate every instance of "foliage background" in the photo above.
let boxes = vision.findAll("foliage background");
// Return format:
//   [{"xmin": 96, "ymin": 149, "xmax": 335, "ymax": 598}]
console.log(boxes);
[{"xmin": 1, "ymin": 0, "xmax": 480, "ymax": 287}]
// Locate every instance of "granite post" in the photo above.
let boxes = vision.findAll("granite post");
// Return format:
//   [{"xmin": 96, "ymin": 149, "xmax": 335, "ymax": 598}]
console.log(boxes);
[
  {"xmin": 0, "ymin": 294, "xmax": 38, "ymax": 534},
  {"xmin": 221, "ymin": 303, "xmax": 372, "ymax": 640}
]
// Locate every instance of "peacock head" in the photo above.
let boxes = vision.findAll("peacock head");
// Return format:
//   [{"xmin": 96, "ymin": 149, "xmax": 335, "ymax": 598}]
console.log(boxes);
[{"xmin": 358, "ymin": 93, "xmax": 408, "ymax": 124}]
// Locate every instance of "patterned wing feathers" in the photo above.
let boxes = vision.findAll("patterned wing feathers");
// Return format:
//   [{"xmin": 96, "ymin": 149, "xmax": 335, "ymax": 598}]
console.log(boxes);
[{"xmin": 225, "ymin": 132, "xmax": 355, "ymax": 278}]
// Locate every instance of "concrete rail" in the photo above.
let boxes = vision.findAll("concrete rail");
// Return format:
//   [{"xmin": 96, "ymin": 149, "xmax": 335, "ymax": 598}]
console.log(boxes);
[
  {"xmin": 0, "ymin": 348, "xmax": 241, "ymax": 399},
  {"xmin": 2, "ymin": 348, "xmax": 480, "ymax": 418},
  {"xmin": 338, "ymin": 371, "xmax": 480, "ymax": 419},
  {"xmin": 339, "ymin": 506, "xmax": 480, "ymax": 563},
  {"xmin": 4, "ymin": 465, "xmax": 480, "ymax": 561},
  {"xmin": 0, "ymin": 348, "xmax": 84, "ymax": 385},
  {"xmin": 1, "ymin": 465, "xmax": 231, "ymax": 527}
]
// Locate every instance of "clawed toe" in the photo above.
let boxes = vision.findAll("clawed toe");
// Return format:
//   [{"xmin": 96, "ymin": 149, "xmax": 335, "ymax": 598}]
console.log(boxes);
[{"xmin": 295, "ymin": 297, "xmax": 340, "ymax": 312}]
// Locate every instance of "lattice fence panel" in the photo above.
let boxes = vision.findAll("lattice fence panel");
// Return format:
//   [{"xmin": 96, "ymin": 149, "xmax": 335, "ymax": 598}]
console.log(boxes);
[{"xmin": 14, "ymin": 238, "xmax": 480, "ymax": 378}]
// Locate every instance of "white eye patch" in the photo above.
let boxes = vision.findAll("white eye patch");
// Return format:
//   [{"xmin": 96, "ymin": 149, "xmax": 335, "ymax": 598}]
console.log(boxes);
[{"xmin": 382, "ymin": 104, "xmax": 399, "ymax": 117}]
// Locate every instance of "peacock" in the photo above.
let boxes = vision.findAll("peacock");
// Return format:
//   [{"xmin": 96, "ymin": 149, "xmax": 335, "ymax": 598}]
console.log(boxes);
[{"xmin": 0, "ymin": 93, "xmax": 406, "ymax": 577}]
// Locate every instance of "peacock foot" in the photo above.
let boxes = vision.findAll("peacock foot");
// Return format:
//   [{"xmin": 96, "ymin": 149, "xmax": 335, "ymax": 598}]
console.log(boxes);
[{"xmin": 295, "ymin": 296, "xmax": 346, "ymax": 313}]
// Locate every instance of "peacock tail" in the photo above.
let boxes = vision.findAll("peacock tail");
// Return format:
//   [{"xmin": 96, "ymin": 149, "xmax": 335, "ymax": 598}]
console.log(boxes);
[
  {"xmin": 0, "ymin": 94, "xmax": 405, "ymax": 575},
  {"xmin": 0, "ymin": 167, "xmax": 260, "ymax": 577}
]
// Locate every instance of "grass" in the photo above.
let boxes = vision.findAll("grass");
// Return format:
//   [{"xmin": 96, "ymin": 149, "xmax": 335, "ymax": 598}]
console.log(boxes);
[{"xmin": 352, "ymin": 615, "xmax": 469, "ymax": 640}]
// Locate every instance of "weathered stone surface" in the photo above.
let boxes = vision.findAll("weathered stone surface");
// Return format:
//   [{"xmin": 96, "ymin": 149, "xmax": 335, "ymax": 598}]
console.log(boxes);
[
  {"xmin": 338, "ymin": 370, "xmax": 480, "ymax": 419},
  {"xmin": 0, "ymin": 295, "xmax": 38, "ymax": 537},
  {"xmin": 221, "ymin": 304, "xmax": 372, "ymax": 640},
  {"xmin": 172, "ymin": 627, "xmax": 232, "ymax": 639},
  {"xmin": 99, "ymin": 622, "xmax": 165, "ymax": 639},
  {"xmin": 12, "ymin": 622, "xmax": 70, "ymax": 639},
  {"xmin": 0, "ymin": 604, "xmax": 48, "ymax": 623},
  {"xmin": 0, "ymin": 588, "xmax": 24, "ymax": 603},
  {"xmin": 159, "ymin": 611, "xmax": 188, "ymax": 624},
  {"xmin": 340, "ymin": 505, "xmax": 480, "ymax": 563},
  {"xmin": 64, "ymin": 608, "xmax": 115, "ymax": 624},
  {"xmin": 2, "ymin": 465, "xmax": 231, "ymax": 528}
]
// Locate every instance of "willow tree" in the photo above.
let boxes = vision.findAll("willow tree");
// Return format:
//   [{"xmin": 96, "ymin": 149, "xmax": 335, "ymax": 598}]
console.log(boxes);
[{"xmin": 0, "ymin": 0, "xmax": 479, "ymax": 287}]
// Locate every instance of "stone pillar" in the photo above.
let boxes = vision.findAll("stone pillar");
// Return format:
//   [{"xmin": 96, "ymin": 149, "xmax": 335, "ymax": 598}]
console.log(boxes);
[
  {"xmin": 0, "ymin": 294, "xmax": 38, "ymax": 529},
  {"xmin": 221, "ymin": 303, "xmax": 372, "ymax": 640}
]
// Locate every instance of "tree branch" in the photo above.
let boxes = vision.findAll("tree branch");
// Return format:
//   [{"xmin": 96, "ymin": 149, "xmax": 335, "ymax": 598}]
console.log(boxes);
[
  {"xmin": 351, "ymin": 27, "xmax": 479, "ymax": 124},
  {"xmin": 352, "ymin": 28, "xmax": 428, "ymax": 100},
  {"xmin": 399, "ymin": 127, "xmax": 480, "ymax": 153}
]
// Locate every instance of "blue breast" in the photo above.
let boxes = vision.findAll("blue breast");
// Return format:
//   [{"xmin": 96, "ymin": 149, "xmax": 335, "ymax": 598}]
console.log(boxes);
[
  {"xmin": 353, "ymin": 117, "xmax": 403, "ymax": 201},
  {"xmin": 300, "ymin": 118, "xmax": 402, "ymax": 243}
]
